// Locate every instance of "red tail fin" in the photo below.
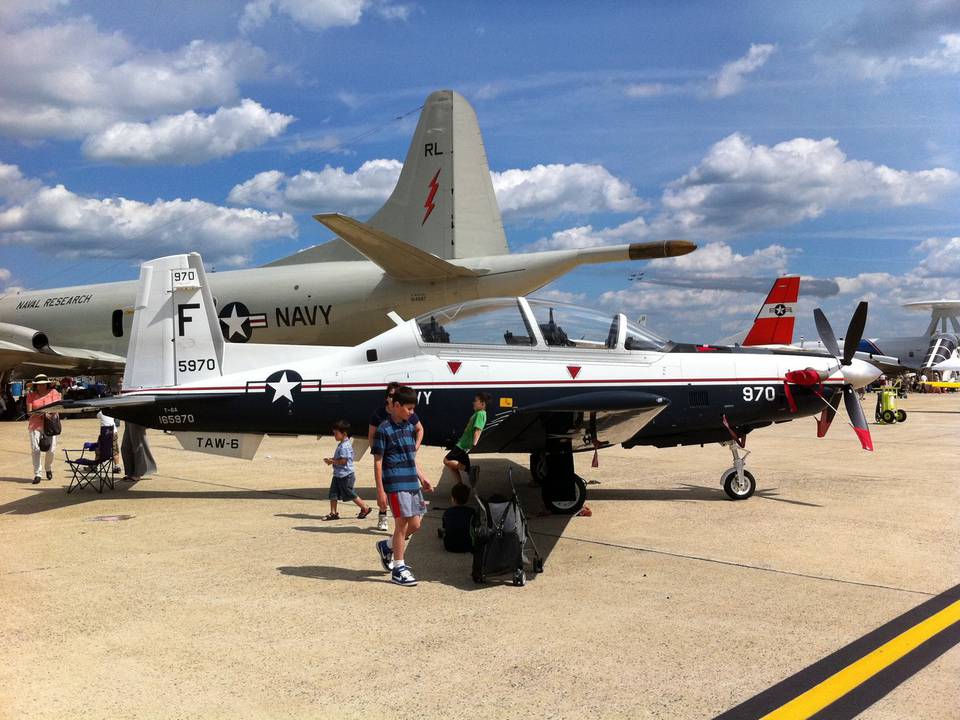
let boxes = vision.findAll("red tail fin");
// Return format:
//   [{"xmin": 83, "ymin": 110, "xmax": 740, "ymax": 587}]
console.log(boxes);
[{"xmin": 743, "ymin": 276, "xmax": 800, "ymax": 346}]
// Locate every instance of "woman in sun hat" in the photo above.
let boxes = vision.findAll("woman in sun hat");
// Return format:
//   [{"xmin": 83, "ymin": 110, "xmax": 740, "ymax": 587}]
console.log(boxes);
[{"xmin": 25, "ymin": 374, "xmax": 62, "ymax": 484}]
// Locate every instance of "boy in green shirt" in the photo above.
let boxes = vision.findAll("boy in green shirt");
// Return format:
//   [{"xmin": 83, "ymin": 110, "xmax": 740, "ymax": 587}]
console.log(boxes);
[{"xmin": 443, "ymin": 392, "xmax": 489, "ymax": 486}]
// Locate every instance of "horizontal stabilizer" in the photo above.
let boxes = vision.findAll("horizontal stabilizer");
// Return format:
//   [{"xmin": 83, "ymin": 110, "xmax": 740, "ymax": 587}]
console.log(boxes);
[
  {"xmin": 475, "ymin": 391, "xmax": 669, "ymax": 454},
  {"xmin": 313, "ymin": 213, "xmax": 480, "ymax": 281},
  {"xmin": 30, "ymin": 395, "xmax": 159, "ymax": 416},
  {"xmin": 174, "ymin": 431, "xmax": 264, "ymax": 460}
]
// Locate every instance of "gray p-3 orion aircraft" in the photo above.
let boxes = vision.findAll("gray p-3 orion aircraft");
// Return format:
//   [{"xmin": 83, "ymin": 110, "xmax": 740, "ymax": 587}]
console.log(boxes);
[
  {"xmin": 48, "ymin": 252, "xmax": 881, "ymax": 514},
  {"xmin": 0, "ymin": 90, "xmax": 693, "ymax": 382}
]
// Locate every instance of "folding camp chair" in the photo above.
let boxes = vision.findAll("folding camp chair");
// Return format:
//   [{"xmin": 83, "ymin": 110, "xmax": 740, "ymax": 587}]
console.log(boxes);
[{"xmin": 63, "ymin": 426, "xmax": 116, "ymax": 493}]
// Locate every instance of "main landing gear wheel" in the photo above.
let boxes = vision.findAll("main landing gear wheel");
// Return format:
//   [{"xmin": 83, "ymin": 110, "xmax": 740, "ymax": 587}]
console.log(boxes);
[
  {"xmin": 541, "ymin": 475, "xmax": 587, "ymax": 515},
  {"xmin": 529, "ymin": 452, "xmax": 547, "ymax": 485},
  {"xmin": 722, "ymin": 468, "xmax": 756, "ymax": 500}
]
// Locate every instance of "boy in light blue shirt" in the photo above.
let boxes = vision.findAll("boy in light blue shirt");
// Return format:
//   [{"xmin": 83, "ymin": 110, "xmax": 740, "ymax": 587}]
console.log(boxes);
[{"xmin": 322, "ymin": 420, "xmax": 372, "ymax": 521}]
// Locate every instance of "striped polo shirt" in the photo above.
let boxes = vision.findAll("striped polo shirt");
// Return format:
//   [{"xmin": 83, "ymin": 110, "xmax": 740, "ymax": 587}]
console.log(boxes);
[{"xmin": 372, "ymin": 418, "xmax": 419, "ymax": 493}]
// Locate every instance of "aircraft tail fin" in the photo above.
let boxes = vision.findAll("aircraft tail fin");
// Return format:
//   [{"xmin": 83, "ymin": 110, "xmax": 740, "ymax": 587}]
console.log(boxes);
[
  {"xmin": 264, "ymin": 90, "xmax": 508, "ymax": 268},
  {"xmin": 742, "ymin": 275, "xmax": 800, "ymax": 346},
  {"xmin": 122, "ymin": 253, "xmax": 224, "ymax": 390}
]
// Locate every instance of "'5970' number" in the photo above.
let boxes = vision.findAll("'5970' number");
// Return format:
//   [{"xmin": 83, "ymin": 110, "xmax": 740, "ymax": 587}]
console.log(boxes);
[{"xmin": 177, "ymin": 358, "xmax": 216, "ymax": 372}]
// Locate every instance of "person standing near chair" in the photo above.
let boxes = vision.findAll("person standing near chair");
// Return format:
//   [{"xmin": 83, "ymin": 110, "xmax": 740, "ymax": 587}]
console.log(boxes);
[
  {"xmin": 322, "ymin": 420, "xmax": 371, "ymax": 521},
  {"xmin": 25, "ymin": 374, "xmax": 61, "ymax": 484}
]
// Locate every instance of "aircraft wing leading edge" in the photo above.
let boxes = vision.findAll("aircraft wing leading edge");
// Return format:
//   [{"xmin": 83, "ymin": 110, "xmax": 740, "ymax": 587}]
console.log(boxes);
[{"xmin": 474, "ymin": 390, "xmax": 670, "ymax": 454}]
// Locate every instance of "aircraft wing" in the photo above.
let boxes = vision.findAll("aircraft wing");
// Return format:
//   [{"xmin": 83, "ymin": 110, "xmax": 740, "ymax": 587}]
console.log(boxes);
[
  {"xmin": 474, "ymin": 390, "xmax": 670, "ymax": 454},
  {"xmin": 313, "ymin": 213, "xmax": 480, "ymax": 281}
]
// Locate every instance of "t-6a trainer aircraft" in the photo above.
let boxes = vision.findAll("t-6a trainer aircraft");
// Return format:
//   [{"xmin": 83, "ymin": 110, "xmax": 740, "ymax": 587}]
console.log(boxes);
[{"xmin": 49, "ymin": 253, "xmax": 880, "ymax": 514}]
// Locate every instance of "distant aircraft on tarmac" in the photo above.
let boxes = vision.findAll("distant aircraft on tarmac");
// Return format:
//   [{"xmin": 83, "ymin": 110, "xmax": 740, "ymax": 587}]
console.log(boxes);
[
  {"xmin": 47, "ymin": 253, "xmax": 880, "ymax": 514},
  {"xmin": 0, "ymin": 90, "xmax": 695, "ymax": 383}
]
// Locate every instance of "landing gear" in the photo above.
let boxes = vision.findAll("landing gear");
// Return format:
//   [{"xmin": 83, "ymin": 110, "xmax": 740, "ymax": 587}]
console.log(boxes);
[
  {"xmin": 529, "ymin": 451, "xmax": 547, "ymax": 485},
  {"xmin": 539, "ymin": 445, "xmax": 588, "ymax": 515},
  {"xmin": 720, "ymin": 441, "xmax": 756, "ymax": 500}
]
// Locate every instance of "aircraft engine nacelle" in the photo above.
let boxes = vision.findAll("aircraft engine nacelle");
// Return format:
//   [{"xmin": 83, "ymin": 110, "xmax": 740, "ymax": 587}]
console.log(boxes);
[
  {"xmin": 0, "ymin": 322, "xmax": 50, "ymax": 353},
  {"xmin": 922, "ymin": 332, "xmax": 958, "ymax": 371}
]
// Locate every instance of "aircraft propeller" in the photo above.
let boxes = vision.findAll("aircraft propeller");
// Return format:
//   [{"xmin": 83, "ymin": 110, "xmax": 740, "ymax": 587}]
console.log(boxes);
[{"xmin": 783, "ymin": 302, "xmax": 874, "ymax": 451}]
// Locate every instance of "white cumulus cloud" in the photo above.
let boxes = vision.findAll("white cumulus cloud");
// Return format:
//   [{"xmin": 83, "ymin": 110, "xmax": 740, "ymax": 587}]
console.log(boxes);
[
  {"xmin": 658, "ymin": 133, "xmax": 958, "ymax": 236},
  {"xmin": 0, "ymin": 162, "xmax": 296, "ymax": 266},
  {"xmin": 0, "ymin": 17, "xmax": 268, "ymax": 140},
  {"xmin": 240, "ymin": 0, "xmax": 411, "ymax": 32},
  {"xmin": 82, "ymin": 99, "xmax": 295, "ymax": 165}
]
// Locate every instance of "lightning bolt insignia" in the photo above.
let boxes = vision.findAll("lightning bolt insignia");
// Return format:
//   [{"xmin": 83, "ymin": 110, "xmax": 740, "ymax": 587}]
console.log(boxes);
[{"xmin": 422, "ymin": 168, "xmax": 440, "ymax": 225}]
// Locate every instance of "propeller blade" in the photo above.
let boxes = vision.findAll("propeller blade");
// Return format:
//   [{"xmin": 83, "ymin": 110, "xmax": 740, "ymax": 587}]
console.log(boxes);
[
  {"xmin": 814, "ymin": 308, "xmax": 841, "ymax": 360},
  {"xmin": 843, "ymin": 385, "xmax": 873, "ymax": 451},
  {"xmin": 816, "ymin": 404, "xmax": 837, "ymax": 438},
  {"xmin": 842, "ymin": 301, "xmax": 868, "ymax": 366}
]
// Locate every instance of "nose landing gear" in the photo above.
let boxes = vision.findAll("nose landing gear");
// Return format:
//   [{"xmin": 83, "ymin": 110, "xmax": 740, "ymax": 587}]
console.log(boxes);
[{"xmin": 720, "ymin": 441, "xmax": 756, "ymax": 500}]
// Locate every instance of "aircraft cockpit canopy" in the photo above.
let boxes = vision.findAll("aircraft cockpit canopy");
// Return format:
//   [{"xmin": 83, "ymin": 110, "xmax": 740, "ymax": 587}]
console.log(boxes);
[{"xmin": 414, "ymin": 297, "xmax": 670, "ymax": 351}]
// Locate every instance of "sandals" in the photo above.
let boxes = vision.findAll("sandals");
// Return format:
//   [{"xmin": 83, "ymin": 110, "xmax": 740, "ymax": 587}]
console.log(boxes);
[
  {"xmin": 321, "ymin": 513, "xmax": 340, "ymax": 521},
  {"xmin": 357, "ymin": 507, "xmax": 372, "ymax": 520}
]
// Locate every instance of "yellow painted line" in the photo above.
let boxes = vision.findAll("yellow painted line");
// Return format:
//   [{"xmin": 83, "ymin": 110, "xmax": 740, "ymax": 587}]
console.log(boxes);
[{"xmin": 762, "ymin": 599, "xmax": 960, "ymax": 720}]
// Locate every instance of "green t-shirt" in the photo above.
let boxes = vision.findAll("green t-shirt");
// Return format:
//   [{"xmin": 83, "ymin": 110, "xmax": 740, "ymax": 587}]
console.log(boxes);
[{"xmin": 456, "ymin": 409, "xmax": 487, "ymax": 451}]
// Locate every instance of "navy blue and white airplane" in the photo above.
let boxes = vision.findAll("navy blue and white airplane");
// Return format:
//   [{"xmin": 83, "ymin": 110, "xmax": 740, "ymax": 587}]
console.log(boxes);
[{"xmin": 49, "ymin": 253, "xmax": 881, "ymax": 514}]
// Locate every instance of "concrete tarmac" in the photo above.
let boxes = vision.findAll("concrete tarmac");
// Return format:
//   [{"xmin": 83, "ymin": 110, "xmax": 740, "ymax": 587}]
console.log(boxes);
[{"xmin": 1, "ymin": 394, "xmax": 958, "ymax": 719}]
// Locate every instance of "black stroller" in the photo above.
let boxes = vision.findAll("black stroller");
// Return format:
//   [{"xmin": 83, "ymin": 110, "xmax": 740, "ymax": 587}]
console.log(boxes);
[{"xmin": 471, "ymin": 468, "xmax": 544, "ymax": 586}]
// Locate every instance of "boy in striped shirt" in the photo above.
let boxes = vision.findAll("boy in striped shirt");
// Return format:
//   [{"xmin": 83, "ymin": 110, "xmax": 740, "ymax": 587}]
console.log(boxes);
[{"xmin": 373, "ymin": 385, "xmax": 433, "ymax": 586}]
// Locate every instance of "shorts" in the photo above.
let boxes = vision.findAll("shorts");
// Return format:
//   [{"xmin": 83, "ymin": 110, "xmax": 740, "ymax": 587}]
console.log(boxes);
[
  {"xmin": 444, "ymin": 446, "xmax": 471, "ymax": 470},
  {"xmin": 387, "ymin": 489, "xmax": 427, "ymax": 519},
  {"xmin": 328, "ymin": 473, "xmax": 358, "ymax": 501}
]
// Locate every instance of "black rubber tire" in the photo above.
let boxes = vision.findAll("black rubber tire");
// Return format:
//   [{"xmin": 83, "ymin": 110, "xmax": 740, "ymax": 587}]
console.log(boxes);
[
  {"xmin": 513, "ymin": 570, "xmax": 526, "ymax": 587},
  {"xmin": 896, "ymin": 409, "xmax": 907, "ymax": 423},
  {"xmin": 533, "ymin": 558, "xmax": 544, "ymax": 574},
  {"xmin": 881, "ymin": 409, "xmax": 896, "ymax": 424},
  {"xmin": 529, "ymin": 452, "xmax": 548, "ymax": 485},
  {"xmin": 723, "ymin": 469, "xmax": 756, "ymax": 500},
  {"xmin": 542, "ymin": 474, "xmax": 587, "ymax": 515}
]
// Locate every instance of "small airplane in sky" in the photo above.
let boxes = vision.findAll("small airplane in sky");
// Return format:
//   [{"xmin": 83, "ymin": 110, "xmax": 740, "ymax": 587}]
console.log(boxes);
[
  {"xmin": 48, "ymin": 252, "xmax": 880, "ymax": 513},
  {"xmin": 0, "ymin": 89, "xmax": 694, "ymax": 383}
]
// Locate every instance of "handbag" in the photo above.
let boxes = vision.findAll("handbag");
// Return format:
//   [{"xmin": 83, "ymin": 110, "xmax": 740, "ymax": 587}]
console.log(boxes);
[
  {"xmin": 38, "ymin": 434, "xmax": 52, "ymax": 451},
  {"xmin": 43, "ymin": 413, "xmax": 62, "ymax": 436}
]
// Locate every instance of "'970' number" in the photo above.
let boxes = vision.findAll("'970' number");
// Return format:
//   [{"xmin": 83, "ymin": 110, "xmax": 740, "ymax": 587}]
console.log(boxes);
[
  {"xmin": 742, "ymin": 386, "xmax": 776, "ymax": 402},
  {"xmin": 177, "ymin": 358, "xmax": 216, "ymax": 372}
]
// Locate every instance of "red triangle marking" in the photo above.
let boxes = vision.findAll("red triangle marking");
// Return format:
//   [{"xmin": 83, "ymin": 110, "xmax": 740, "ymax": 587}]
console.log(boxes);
[
  {"xmin": 447, "ymin": 361, "xmax": 462, "ymax": 375},
  {"xmin": 567, "ymin": 365, "xmax": 581, "ymax": 379}
]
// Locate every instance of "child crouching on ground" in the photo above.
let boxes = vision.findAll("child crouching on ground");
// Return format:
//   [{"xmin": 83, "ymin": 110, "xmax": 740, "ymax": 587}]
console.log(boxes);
[
  {"xmin": 373, "ymin": 385, "xmax": 433, "ymax": 586},
  {"xmin": 322, "ymin": 420, "xmax": 372, "ymax": 521},
  {"xmin": 440, "ymin": 482, "xmax": 476, "ymax": 553}
]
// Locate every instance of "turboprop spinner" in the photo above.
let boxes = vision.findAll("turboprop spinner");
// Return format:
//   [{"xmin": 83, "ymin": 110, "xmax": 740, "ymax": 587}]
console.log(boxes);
[{"xmin": 783, "ymin": 302, "xmax": 878, "ymax": 450}]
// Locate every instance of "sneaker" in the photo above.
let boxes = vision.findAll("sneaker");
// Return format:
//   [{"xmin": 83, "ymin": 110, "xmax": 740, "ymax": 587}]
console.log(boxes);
[
  {"xmin": 376, "ymin": 511, "xmax": 388, "ymax": 532},
  {"xmin": 376, "ymin": 539, "xmax": 393, "ymax": 572},
  {"xmin": 32, "ymin": 476, "xmax": 41, "ymax": 484},
  {"xmin": 45, "ymin": 471, "xmax": 53, "ymax": 480},
  {"xmin": 391, "ymin": 565, "xmax": 417, "ymax": 586}
]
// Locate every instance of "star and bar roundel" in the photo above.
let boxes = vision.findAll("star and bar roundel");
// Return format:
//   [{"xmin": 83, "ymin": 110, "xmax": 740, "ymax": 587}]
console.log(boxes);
[
  {"xmin": 218, "ymin": 301, "xmax": 267, "ymax": 343},
  {"xmin": 245, "ymin": 370, "xmax": 321, "ymax": 404}
]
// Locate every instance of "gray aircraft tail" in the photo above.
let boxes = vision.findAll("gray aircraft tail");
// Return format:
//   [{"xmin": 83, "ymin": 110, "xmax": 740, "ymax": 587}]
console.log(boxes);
[{"xmin": 265, "ymin": 90, "xmax": 508, "ymax": 266}]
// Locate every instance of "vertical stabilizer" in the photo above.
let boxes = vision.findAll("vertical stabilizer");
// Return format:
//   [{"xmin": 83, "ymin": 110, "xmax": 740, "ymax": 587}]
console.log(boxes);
[
  {"xmin": 743, "ymin": 275, "xmax": 800, "ymax": 346},
  {"xmin": 123, "ymin": 253, "xmax": 224, "ymax": 390},
  {"xmin": 368, "ymin": 90, "xmax": 508, "ymax": 259}
]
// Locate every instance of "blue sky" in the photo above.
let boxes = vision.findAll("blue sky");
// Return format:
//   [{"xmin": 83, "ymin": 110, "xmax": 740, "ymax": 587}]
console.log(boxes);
[{"xmin": 1, "ymin": 0, "xmax": 958, "ymax": 342}]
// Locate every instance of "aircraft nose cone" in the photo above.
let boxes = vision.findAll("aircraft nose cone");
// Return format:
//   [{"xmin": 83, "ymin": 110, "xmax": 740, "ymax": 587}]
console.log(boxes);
[{"xmin": 842, "ymin": 358, "xmax": 882, "ymax": 388}]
